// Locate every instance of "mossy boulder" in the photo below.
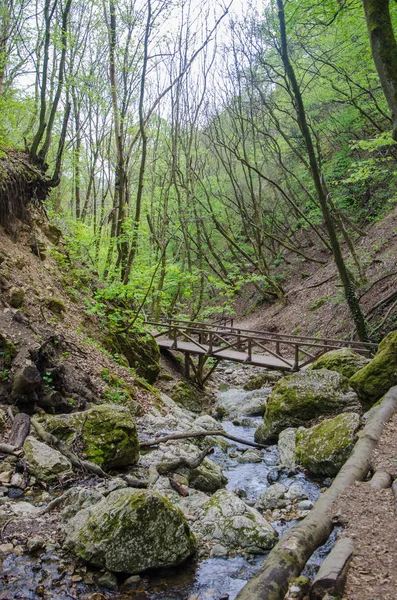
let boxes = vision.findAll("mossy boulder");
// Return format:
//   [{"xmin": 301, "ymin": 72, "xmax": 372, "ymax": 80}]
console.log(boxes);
[
  {"xmin": 64, "ymin": 489, "xmax": 196, "ymax": 574},
  {"xmin": 0, "ymin": 332, "xmax": 17, "ymax": 369},
  {"xmin": 309, "ymin": 348, "xmax": 369, "ymax": 379},
  {"xmin": 171, "ymin": 381, "xmax": 201, "ymax": 413},
  {"xmin": 192, "ymin": 489, "xmax": 278, "ymax": 554},
  {"xmin": 349, "ymin": 331, "xmax": 397, "ymax": 407},
  {"xmin": 243, "ymin": 371, "xmax": 283, "ymax": 391},
  {"xmin": 39, "ymin": 405, "xmax": 139, "ymax": 470},
  {"xmin": 295, "ymin": 412, "xmax": 360, "ymax": 477},
  {"xmin": 45, "ymin": 297, "xmax": 66, "ymax": 316},
  {"xmin": 9, "ymin": 287, "xmax": 24, "ymax": 308},
  {"xmin": 188, "ymin": 458, "xmax": 227, "ymax": 492},
  {"xmin": 255, "ymin": 369, "xmax": 360, "ymax": 444},
  {"xmin": 24, "ymin": 436, "xmax": 72, "ymax": 481},
  {"xmin": 103, "ymin": 330, "xmax": 160, "ymax": 384}
]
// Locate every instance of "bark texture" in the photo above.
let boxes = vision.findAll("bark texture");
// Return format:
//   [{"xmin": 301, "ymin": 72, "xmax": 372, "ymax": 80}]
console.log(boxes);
[{"xmin": 363, "ymin": 0, "xmax": 397, "ymax": 139}]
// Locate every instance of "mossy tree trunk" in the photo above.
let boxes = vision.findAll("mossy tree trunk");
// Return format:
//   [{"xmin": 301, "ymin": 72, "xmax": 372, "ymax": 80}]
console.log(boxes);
[
  {"xmin": 363, "ymin": 0, "xmax": 397, "ymax": 139},
  {"xmin": 276, "ymin": 0, "xmax": 369, "ymax": 342}
]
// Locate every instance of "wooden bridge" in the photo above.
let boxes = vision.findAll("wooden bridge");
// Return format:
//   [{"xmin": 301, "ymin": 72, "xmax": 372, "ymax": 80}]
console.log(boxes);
[{"xmin": 146, "ymin": 318, "xmax": 378, "ymax": 387}]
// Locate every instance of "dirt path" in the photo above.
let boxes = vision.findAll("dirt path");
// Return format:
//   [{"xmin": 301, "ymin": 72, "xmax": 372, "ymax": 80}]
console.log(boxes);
[{"xmin": 332, "ymin": 413, "xmax": 397, "ymax": 600}]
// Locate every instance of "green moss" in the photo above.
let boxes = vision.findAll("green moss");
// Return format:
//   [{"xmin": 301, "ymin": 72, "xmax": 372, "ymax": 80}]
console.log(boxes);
[
  {"xmin": 309, "ymin": 348, "xmax": 369, "ymax": 379},
  {"xmin": 350, "ymin": 331, "xmax": 397, "ymax": 407},
  {"xmin": 255, "ymin": 370, "xmax": 359, "ymax": 443},
  {"xmin": 67, "ymin": 489, "xmax": 196, "ymax": 573},
  {"xmin": 9, "ymin": 287, "xmax": 24, "ymax": 308},
  {"xmin": 171, "ymin": 381, "xmax": 201, "ymax": 413},
  {"xmin": 40, "ymin": 405, "xmax": 140, "ymax": 470},
  {"xmin": 45, "ymin": 297, "xmax": 66, "ymax": 316},
  {"xmin": 243, "ymin": 372, "xmax": 280, "ymax": 391},
  {"xmin": 0, "ymin": 333, "xmax": 17, "ymax": 368},
  {"xmin": 103, "ymin": 330, "xmax": 160, "ymax": 384},
  {"xmin": 295, "ymin": 412, "xmax": 360, "ymax": 477}
]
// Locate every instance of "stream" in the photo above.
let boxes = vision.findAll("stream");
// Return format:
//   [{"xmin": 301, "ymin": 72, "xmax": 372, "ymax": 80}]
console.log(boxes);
[{"xmin": 0, "ymin": 377, "xmax": 336, "ymax": 600}]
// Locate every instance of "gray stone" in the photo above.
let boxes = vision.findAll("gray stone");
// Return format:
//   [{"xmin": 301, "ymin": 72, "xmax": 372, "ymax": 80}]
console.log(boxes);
[
  {"xmin": 192, "ymin": 489, "xmax": 278, "ymax": 554},
  {"xmin": 214, "ymin": 388, "xmax": 271, "ymax": 418},
  {"xmin": 23, "ymin": 436, "xmax": 72, "ymax": 482},
  {"xmin": 98, "ymin": 571, "xmax": 118, "ymax": 590},
  {"xmin": 64, "ymin": 489, "xmax": 196, "ymax": 574},
  {"xmin": 255, "ymin": 483, "xmax": 287, "ymax": 510},
  {"xmin": 237, "ymin": 449, "xmax": 262, "ymax": 463},
  {"xmin": 277, "ymin": 428, "xmax": 297, "ymax": 468},
  {"xmin": 285, "ymin": 483, "xmax": 308, "ymax": 501},
  {"xmin": 26, "ymin": 536, "xmax": 45, "ymax": 553}
]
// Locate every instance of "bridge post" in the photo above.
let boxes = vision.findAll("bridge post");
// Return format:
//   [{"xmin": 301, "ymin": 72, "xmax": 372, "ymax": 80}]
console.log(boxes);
[
  {"xmin": 248, "ymin": 338, "xmax": 252, "ymax": 361},
  {"xmin": 293, "ymin": 344, "xmax": 299, "ymax": 370},
  {"xmin": 184, "ymin": 352, "xmax": 190, "ymax": 379}
]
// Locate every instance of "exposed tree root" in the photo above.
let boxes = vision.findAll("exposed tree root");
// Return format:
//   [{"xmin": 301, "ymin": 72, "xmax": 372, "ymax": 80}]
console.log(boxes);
[
  {"xmin": 236, "ymin": 385, "xmax": 397, "ymax": 600},
  {"xmin": 31, "ymin": 417, "xmax": 108, "ymax": 478}
]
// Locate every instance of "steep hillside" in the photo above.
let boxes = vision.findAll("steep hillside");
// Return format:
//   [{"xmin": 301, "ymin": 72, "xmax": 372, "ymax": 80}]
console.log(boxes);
[{"xmin": 234, "ymin": 205, "xmax": 397, "ymax": 342}]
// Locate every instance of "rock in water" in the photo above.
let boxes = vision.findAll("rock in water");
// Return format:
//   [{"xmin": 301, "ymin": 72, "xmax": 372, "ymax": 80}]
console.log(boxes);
[
  {"xmin": 24, "ymin": 436, "xmax": 72, "ymax": 481},
  {"xmin": 38, "ymin": 404, "xmax": 139, "ymax": 470},
  {"xmin": 192, "ymin": 489, "xmax": 278, "ymax": 553},
  {"xmin": 309, "ymin": 348, "xmax": 369, "ymax": 379},
  {"xmin": 255, "ymin": 369, "xmax": 360, "ymax": 443},
  {"xmin": 295, "ymin": 412, "xmax": 361, "ymax": 477},
  {"xmin": 350, "ymin": 331, "xmax": 397, "ymax": 407},
  {"xmin": 65, "ymin": 489, "xmax": 196, "ymax": 574}
]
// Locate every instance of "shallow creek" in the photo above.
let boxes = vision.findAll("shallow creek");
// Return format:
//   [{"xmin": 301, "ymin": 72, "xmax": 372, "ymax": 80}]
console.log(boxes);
[{"xmin": 0, "ymin": 383, "xmax": 335, "ymax": 600}]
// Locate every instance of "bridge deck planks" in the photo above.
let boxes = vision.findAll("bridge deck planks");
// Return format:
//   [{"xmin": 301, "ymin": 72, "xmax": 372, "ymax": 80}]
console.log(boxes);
[{"xmin": 157, "ymin": 337, "xmax": 302, "ymax": 371}]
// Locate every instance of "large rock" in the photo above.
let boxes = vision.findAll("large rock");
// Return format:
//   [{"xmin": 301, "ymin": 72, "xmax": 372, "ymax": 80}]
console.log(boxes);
[
  {"xmin": 309, "ymin": 348, "xmax": 369, "ymax": 379},
  {"xmin": 215, "ymin": 388, "xmax": 271, "ymax": 419},
  {"xmin": 64, "ymin": 489, "xmax": 196, "ymax": 573},
  {"xmin": 24, "ymin": 436, "xmax": 72, "ymax": 481},
  {"xmin": 350, "ymin": 331, "xmax": 397, "ymax": 407},
  {"xmin": 39, "ymin": 405, "xmax": 139, "ymax": 470},
  {"xmin": 103, "ymin": 330, "xmax": 160, "ymax": 383},
  {"xmin": 192, "ymin": 489, "xmax": 278, "ymax": 554},
  {"xmin": 255, "ymin": 369, "xmax": 360, "ymax": 443},
  {"xmin": 255, "ymin": 483, "xmax": 287, "ymax": 510},
  {"xmin": 171, "ymin": 381, "xmax": 201, "ymax": 413},
  {"xmin": 295, "ymin": 412, "xmax": 360, "ymax": 477}
]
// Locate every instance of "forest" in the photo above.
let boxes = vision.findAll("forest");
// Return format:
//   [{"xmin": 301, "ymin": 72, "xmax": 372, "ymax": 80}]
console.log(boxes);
[
  {"xmin": 1, "ymin": 0, "xmax": 397, "ymax": 341},
  {"xmin": 1, "ymin": 2, "xmax": 397, "ymax": 600}
]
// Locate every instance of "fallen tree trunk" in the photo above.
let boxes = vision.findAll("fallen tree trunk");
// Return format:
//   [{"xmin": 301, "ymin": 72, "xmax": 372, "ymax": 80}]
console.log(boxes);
[
  {"xmin": 31, "ymin": 417, "xmax": 108, "ymax": 479},
  {"xmin": 0, "ymin": 442, "xmax": 19, "ymax": 455},
  {"xmin": 236, "ymin": 385, "xmax": 397, "ymax": 600},
  {"xmin": 8, "ymin": 413, "xmax": 30, "ymax": 448},
  {"xmin": 310, "ymin": 537, "xmax": 354, "ymax": 600},
  {"xmin": 140, "ymin": 430, "xmax": 268, "ymax": 449},
  {"xmin": 370, "ymin": 469, "xmax": 392, "ymax": 489}
]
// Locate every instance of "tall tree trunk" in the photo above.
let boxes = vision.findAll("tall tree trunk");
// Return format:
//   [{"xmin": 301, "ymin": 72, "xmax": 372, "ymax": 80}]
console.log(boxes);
[
  {"xmin": 276, "ymin": 0, "xmax": 369, "ymax": 342},
  {"xmin": 362, "ymin": 0, "xmax": 397, "ymax": 139}
]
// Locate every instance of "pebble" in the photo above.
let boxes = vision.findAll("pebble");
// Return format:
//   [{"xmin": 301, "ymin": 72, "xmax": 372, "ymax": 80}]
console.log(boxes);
[
  {"xmin": 0, "ymin": 543, "xmax": 13, "ymax": 553},
  {"xmin": 210, "ymin": 544, "xmax": 228, "ymax": 557},
  {"xmin": 98, "ymin": 571, "xmax": 118, "ymax": 590},
  {"xmin": 27, "ymin": 535, "xmax": 45, "ymax": 553},
  {"xmin": 285, "ymin": 483, "xmax": 307, "ymax": 501}
]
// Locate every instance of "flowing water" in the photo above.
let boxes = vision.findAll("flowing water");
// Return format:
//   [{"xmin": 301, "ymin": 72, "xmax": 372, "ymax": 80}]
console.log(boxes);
[{"xmin": 0, "ymin": 383, "xmax": 334, "ymax": 600}]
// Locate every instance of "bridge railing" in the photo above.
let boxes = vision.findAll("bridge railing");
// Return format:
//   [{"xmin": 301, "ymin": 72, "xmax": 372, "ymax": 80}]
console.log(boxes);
[{"xmin": 146, "ymin": 319, "xmax": 378, "ymax": 370}]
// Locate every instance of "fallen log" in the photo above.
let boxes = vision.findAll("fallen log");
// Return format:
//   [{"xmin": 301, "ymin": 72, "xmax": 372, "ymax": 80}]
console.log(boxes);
[
  {"xmin": 140, "ymin": 430, "xmax": 268, "ymax": 449},
  {"xmin": 370, "ymin": 469, "xmax": 392, "ymax": 489},
  {"xmin": 236, "ymin": 385, "xmax": 397, "ymax": 600},
  {"xmin": 310, "ymin": 537, "xmax": 354, "ymax": 600},
  {"xmin": 31, "ymin": 417, "xmax": 108, "ymax": 479},
  {"xmin": 392, "ymin": 480, "xmax": 397, "ymax": 510},
  {"xmin": 0, "ymin": 442, "xmax": 19, "ymax": 455},
  {"xmin": 7, "ymin": 413, "xmax": 30, "ymax": 448}
]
